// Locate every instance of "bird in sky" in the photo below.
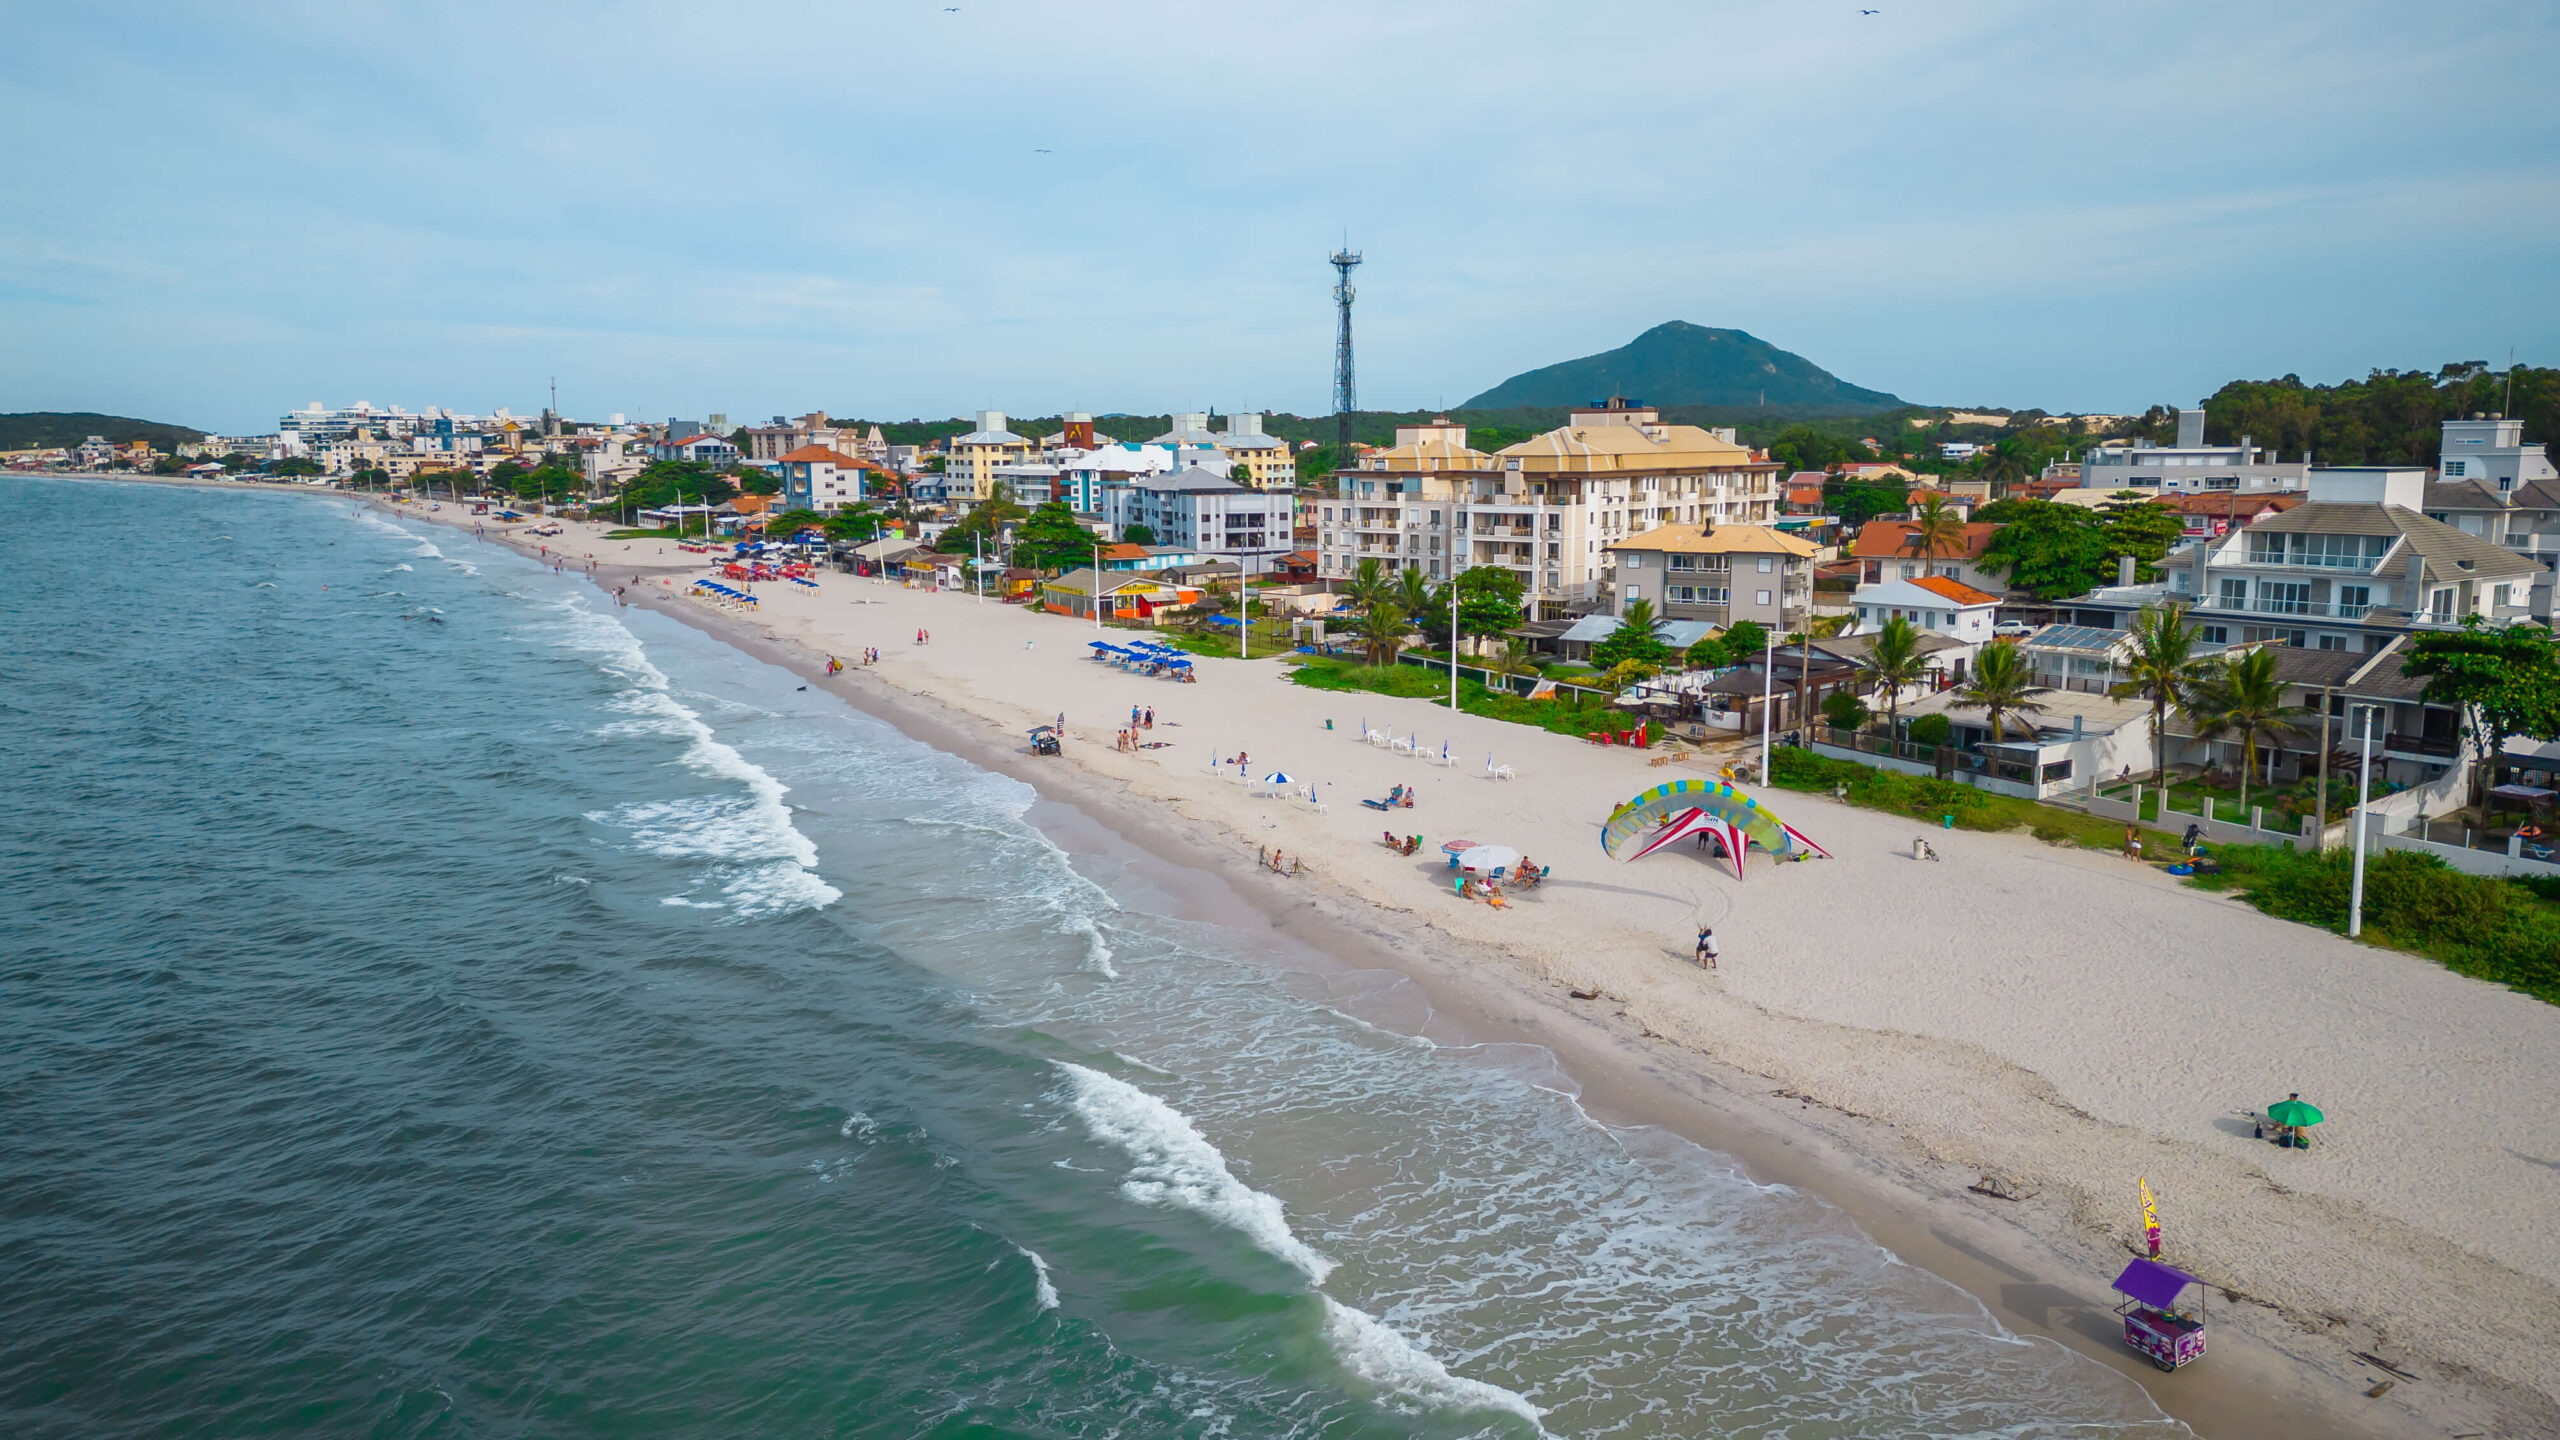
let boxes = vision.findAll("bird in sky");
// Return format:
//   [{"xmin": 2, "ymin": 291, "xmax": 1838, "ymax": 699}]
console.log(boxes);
[
  {"xmin": 1035, "ymin": 148, "xmax": 1052, "ymax": 153},
  {"xmin": 1860, "ymin": 7, "xmax": 1878, "ymax": 12}
]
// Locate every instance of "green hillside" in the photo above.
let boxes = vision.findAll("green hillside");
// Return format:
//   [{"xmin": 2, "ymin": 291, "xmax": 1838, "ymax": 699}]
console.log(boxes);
[
  {"xmin": 1462, "ymin": 321, "xmax": 1903, "ymax": 413},
  {"xmin": 0, "ymin": 412, "xmax": 208, "ymax": 452}
]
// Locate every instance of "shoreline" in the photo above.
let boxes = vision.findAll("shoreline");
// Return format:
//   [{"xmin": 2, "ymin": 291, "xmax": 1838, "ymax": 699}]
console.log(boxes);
[{"xmin": 39, "ymin": 476, "xmax": 2551, "ymax": 1437}]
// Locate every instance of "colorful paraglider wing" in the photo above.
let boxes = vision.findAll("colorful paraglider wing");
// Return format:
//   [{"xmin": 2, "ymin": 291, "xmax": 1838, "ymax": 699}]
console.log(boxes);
[{"xmin": 1601, "ymin": 779, "xmax": 1798, "ymax": 860}]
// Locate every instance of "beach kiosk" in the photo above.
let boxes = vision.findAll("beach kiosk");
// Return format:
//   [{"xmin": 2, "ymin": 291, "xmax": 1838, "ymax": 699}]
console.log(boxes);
[{"xmin": 2110, "ymin": 1259, "xmax": 2206, "ymax": 1371}]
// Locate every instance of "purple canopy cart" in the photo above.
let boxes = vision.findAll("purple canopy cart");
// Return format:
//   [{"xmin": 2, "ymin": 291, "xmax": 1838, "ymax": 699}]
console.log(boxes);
[{"xmin": 2111, "ymin": 1258, "xmax": 2206, "ymax": 1372}]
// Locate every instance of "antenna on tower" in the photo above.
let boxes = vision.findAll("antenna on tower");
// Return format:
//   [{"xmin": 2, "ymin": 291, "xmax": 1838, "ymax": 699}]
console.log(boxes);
[{"xmin": 1330, "ymin": 246, "xmax": 1363, "ymax": 467}]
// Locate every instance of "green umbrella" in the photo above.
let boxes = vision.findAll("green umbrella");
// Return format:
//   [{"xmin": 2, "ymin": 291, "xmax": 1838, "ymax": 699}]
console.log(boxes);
[{"xmin": 2266, "ymin": 1098, "xmax": 2324, "ymax": 1127}]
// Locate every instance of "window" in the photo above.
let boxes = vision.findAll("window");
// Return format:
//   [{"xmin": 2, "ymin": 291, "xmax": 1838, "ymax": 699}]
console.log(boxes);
[
  {"xmin": 1900, "ymin": 563, "xmax": 1918, "ymax": 579},
  {"xmin": 2493, "ymin": 583, "xmax": 2513, "ymax": 610},
  {"xmin": 2317, "ymin": 633, "xmax": 2348, "ymax": 650},
  {"xmin": 1622, "ymin": 553, "xmax": 1643, "ymax": 568},
  {"xmin": 1623, "ymin": 585, "xmax": 1641, "ymax": 605},
  {"xmin": 1756, "ymin": 590, "xmax": 1772, "ymax": 605},
  {"xmin": 2336, "ymin": 583, "xmax": 2371, "ymax": 617},
  {"xmin": 2218, "ymin": 578, "xmax": 2247, "ymax": 608},
  {"xmin": 1757, "ymin": 557, "xmax": 1775, "ymax": 573},
  {"xmin": 2260, "ymin": 580, "xmax": 2310, "ymax": 615},
  {"xmin": 2199, "ymin": 624, "xmax": 2228, "ymax": 643},
  {"xmin": 2430, "ymin": 588, "xmax": 2455, "ymax": 621}
]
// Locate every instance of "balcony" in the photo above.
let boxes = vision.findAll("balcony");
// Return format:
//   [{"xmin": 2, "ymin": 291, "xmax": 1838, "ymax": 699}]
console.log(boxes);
[
  {"xmin": 2193, "ymin": 594, "xmax": 2373, "ymax": 619},
  {"xmin": 2237, "ymin": 548, "xmax": 2386, "ymax": 573}
]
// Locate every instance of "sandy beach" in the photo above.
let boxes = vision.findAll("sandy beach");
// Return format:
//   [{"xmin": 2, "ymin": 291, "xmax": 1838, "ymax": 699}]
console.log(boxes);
[{"xmin": 371, "ymin": 495, "xmax": 2560, "ymax": 1436}]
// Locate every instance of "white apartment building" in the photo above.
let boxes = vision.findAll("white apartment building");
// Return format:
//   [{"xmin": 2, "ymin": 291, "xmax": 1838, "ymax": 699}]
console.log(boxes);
[
  {"xmin": 1100, "ymin": 467, "xmax": 1292, "ymax": 573},
  {"xmin": 1312, "ymin": 405, "xmax": 1781, "ymax": 616},
  {"xmin": 2078, "ymin": 408, "xmax": 2310, "ymax": 496},
  {"xmin": 2423, "ymin": 413, "xmax": 2560, "ymax": 609}
]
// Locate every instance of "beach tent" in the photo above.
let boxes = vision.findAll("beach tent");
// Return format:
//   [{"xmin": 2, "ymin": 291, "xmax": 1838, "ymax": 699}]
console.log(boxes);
[{"xmin": 1600, "ymin": 778, "xmax": 1828, "ymax": 879}]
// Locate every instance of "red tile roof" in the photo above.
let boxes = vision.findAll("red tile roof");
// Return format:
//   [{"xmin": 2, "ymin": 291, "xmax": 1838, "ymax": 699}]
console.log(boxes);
[
  {"xmin": 777, "ymin": 445, "xmax": 867, "ymax": 466},
  {"xmin": 1852, "ymin": 519, "xmax": 2000, "ymax": 560},
  {"xmin": 1910, "ymin": 574, "xmax": 2001, "ymax": 606}
]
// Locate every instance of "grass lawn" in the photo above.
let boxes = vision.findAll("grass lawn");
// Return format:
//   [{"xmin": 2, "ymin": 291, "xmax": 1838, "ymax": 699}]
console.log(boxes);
[
  {"xmin": 1285, "ymin": 655, "xmax": 1651, "ymax": 743},
  {"xmin": 2183, "ymin": 845, "xmax": 2560, "ymax": 1006},
  {"xmin": 604, "ymin": 527, "xmax": 684, "ymax": 540},
  {"xmin": 1767, "ymin": 747, "xmax": 2132, "ymax": 850}
]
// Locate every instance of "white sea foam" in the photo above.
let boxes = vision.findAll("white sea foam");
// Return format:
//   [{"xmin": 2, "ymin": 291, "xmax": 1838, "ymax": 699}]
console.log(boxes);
[
  {"xmin": 389, "ymin": 562, "xmax": 414, "ymax": 572},
  {"xmin": 1319, "ymin": 1297, "xmax": 1547, "ymax": 1432},
  {"xmin": 1056, "ymin": 1062, "xmax": 1332, "ymax": 1283},
  {"xmin": 1012, "ymin": 1243, "xmax": 1061, "ymax": 1311},
  {"xmin": 661, "ymin": 896, "xmax": 723, "ymax": 909},
  {"xmin": 553, "ymin": 600, "xmax": 840, "ymax": 918},
  {"xmin": 413, "ymin": 540, "xmax": 443, "ymax": 559},
  {"xmin": 253, "ymin": 581, "xmax": 276, "ymax": 589},
  {"xmin": 1065, "ymin": 913, "xmax": 1119, "ymax": 979}
]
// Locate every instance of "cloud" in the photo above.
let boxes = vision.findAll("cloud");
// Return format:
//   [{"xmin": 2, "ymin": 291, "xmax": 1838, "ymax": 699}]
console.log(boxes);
[{"xmin": 0, "ymin": 0, "xmax": 2553, "ymax": 428}]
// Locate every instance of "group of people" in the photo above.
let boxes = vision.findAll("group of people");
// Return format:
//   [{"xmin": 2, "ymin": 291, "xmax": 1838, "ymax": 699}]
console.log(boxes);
[
  {"xmin": 914, "ymin": 628, "xmax": 932, "ymax": 645},
  {"xmin": 1257, "ymin": 844, "xmax": 1299, "ymax": 877},
  {"xmin": 1455, "ymin": 874, "xmax": 1508, "ymax": 908},
  {"xmin": 823, "ymin": 649, "xmax": 881, "ymax": 675},
  {"xmin": 1128, "ymin": 705, "xmax": 1155, "ymax": 731},
  {"xmin": 1381, "ymin": 832, "xmax": 1421, "ymax": 855}
]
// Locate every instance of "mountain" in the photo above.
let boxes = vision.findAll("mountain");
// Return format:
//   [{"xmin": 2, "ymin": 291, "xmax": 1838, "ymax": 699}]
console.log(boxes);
[
  {"xmin": 0, "ymin": 412, "xmax": 208, "ymax": 452},
  {"xmin": 1462, "ymin": 322, "xmax": 1903, "ymax": 413}
]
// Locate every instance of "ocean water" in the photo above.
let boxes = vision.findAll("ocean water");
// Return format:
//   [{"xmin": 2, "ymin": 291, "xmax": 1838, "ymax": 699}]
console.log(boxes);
[{"xmin": 0, "ymin": 477, "xmax": 2188, "ymax": 1438}]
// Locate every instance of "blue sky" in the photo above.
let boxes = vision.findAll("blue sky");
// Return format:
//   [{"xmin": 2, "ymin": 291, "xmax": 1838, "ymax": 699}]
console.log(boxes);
[{"xmin": 4, "ymin": 1, "xmax": 2555, "ymax": 434}]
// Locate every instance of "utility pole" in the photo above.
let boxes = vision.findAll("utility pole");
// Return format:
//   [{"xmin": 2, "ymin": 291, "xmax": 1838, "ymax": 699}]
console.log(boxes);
[
  {"xmin": 1759, "ymin": 631, "xmax": 1777, "ymax": 783},
  {"xmin": 2349, "ymin": 704, "xmax": 2378, "ymax": 937},
  {"xmin": 1330, "ymin": 247, "xmax": 1362, "ymax": 471},
  {"xmin": 2313, "ymin": 686, "xmax": 2335, "ymax": 844}
]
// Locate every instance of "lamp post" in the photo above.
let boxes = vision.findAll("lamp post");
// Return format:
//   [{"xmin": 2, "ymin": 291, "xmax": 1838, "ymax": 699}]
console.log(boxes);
[
  {"xmin": 1093, "ymin": 537, "xmax": 1103, "ymax": 633},
  {"xmin": 2349, "ymin": 703, "xmax": 2379, "ymax": 937},
  {"xmin": 1759, "ymin": 630, "xmax": 1777, "ymax": 784}
]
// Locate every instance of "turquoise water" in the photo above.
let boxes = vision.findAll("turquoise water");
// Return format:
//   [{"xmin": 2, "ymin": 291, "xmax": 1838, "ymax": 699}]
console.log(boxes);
[{"xmin": 0, "ymin": 477, "xmax": 2187, "ymax": 1438}]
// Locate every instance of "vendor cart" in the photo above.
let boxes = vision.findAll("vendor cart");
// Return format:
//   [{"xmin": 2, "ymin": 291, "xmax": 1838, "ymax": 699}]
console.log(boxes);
[{"xmin": 2111, "ymin": 1259, "xmax": 2206, "ymax": 1372}]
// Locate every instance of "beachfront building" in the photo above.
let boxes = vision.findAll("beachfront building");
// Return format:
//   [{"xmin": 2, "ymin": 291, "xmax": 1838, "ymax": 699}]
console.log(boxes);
[
  {"xmin": 1052, "ymin": 443, "xmax": 1176, "ymax": 515},
  {"xmin": 746, "ymin": 412, "xmax": 885, "ymax": 465},
  {"xmin": 2423, "ymin": 414, "xmax": 2560, "ymax": 611},
  {"xmin": 1816, "ymin": 684, "xmax": 2156, "ymax": 799},
  {"xmin": 1038, "ymin": 568, "xmax": 1202, "ymax": 623},
  {"xmin": 2158, "ymin": 491, "xmax": 2305, "ymax": 542},
  {"xmin": 1099, "ymin": 468, "xmax": 1291, "ymax": 574},
  {"xmin": 945, "ymin": 411, "xmax": 1035, "ymax": 504},
  {"xmin": 1607, "ymin": 523, "xmax": 1817, "ymax": 633},
  {"xmin": 1850, "ymin": 518, "xmax": 2009, "ymax": 594},
  {"xmin": 2154, "ymin": 636, "xmax": 2469, "ymax": 793},
  {"xmin": 775, "ymin": 445, "xmax": 876, "ymax": 513},
  {"xmin": 2075, "ymin": 408, "xmax": 2309, "ymax": 498},
  {"xmin": 1313, "ymin": 406, "xmax": 1782, "ymax": 615},
  {"xmin": 1849, "ymin": 575, "xmax": 2000, "ymax": 675},
  {"xmin": 1096, "ymin": 543, "xmax": 1209, "ymax": 572}
]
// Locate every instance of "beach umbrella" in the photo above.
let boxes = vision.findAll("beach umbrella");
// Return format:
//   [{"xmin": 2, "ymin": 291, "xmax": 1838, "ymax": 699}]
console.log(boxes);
[
  {"xmin": 1261, "ymin": 771, "xmax": 1295, "ymax": 786},
  {"xmin": 1440, "ymin": 839, "xmax": 1479, "ymax": 856},
  {"xmin": 2265, "ymin": 1098, "xmax": 2323, "ymax": 1128},
  {"xmin": 1459, "ymin": 844, "xmax": 1522, "ymax": 875}
]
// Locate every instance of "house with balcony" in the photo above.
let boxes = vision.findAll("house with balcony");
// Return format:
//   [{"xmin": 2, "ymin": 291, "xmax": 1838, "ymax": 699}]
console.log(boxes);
[
  {"xmin": 946, "ymin": 411, "xmax": 1035, "ymax": 504},
  {"xmin": 1608, "ymin": 523, "xmax": 1816, "ymax": 633},
  {"xmin": 2075, "ymin": 407, "xmax": 2309, "ymax": 497},
  {"xmin": 1848, "ymin": 575, "xmax": 1999, "ymax": 677},
  {"xmin": 774, "ymin": 445, "xmax": 877, "ymax": 513},
  {"xmin": 2422, "ymin": 414, "xmax": 2560, "ymax": 614},
  {"xmin": 1099, "ymin": 467, "xmax": 1291, "ymax": 573},
  {"xmin": 2153, "ymin": 637, "xmax": 2467, "ymax": 793}
]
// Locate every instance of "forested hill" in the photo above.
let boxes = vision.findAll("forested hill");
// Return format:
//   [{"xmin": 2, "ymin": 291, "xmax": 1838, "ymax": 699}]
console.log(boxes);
[
  {"xmin": 2202, "ymin": 363, "xmax": 2559, "ymax": 466},
  {"xmin": 1462, "ymin": 321, "xmax": 1904, "ymax": 413},
  {"xmin": 0, "ymin": 412, "xmax": 208, "ymax": 451}
]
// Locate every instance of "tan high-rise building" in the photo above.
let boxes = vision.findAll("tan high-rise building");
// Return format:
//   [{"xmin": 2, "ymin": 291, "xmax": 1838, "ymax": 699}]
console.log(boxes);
[{"xmin": 1312, "ymin": 403, "xmax": 1780, "ymax": 615}]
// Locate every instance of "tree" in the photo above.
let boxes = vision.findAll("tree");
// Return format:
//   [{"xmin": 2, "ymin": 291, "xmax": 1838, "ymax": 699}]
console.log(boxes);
[
  {"xmin": 1485, "ymin": 638, "xmax": 1539, "ymax": 688},
  {"xmin": 1229, "ymin": 463, "xmax": 1255, "ymax": 485},
  {"xmin": 1906, "ymin": 493, "xmax": 1967, "ymax": 569},
  {"xmin": 1822, "ymin": 690, "xmax": 1872, "ymax": 731},
  {"xmin": 735, "ymin": 467, "xmax": 782, "ymax": 497},
  {"xmin": 1857, "ymin": 613, "xmax": 1930, "ymax": 738},
  {"xmin": 2186, "ymin": 646, "xmax": 2304, "ymax": 809},
  {"xmin": 1979, "ymin": 440, "xmax": 2032, "ymax": 494},
  {"xmin": 618, "ymin": 460, "xmax": 736, "ymax": 513},
  {"xmin": 1978, "ymin": 501, "xmax": 2109, "ymax": 598},
  {"xmin": 1344, "ymin": 557, "xmax": 1393, "ymax": 614},
  {"xmin": 1684, "ymin": 634, "xmax": 1732, "ymax": 671},
  {"xmin": 2108, "ymin": 602, "xmax": 2214, "ymax": 782},
  {"xmin": 1825, "ymin": 480, "xmax": 1911, "ymax": 530},
  {"xmin": 1907, "ymin": 713, "xmax": 1954, "ymax": 749},
  {"xmin": 1120, "ymin": 523, "xmax": 1156, "ymax": 546},
  {"xmin": 1949, "ymin": 639, "xmax": 2052, "ymax": 746},
  {"xmin": 763, "ymin": 509, "xmax": 826, "ymax": 540},
  {"xmin": 269, "ymin": 456, "xmax": 322, "ymax": 477},
  {"xmin": 1722, "ymin": 619, "xmax": 1769, "ymax": 657},
  {"xmin": 1013, "ymin": 502, "xmax": 1097, "ymax": 574},
  {"xmin": 1592, "ymin": 597, "xmax": 1674, "ymax": 669},
  {"xmin": 1394, "ymin": 565, "xmax": 1436, "ymax": 624},
  {"xmin": 1354, "ymin": 600, "xmax": 1410, "ymax": 667},
  {"xmin": 821, "ymin": 505, "xmax": 883, "ymax": 544},
  {"xmin": 1444, "ymin": 565, "xmax": 1526, "ymax": 642},
  {"xmin": 2401, "ymin": 620, "xmax": 2560, "ymax": 801},
  {"xmin": 2098, "ymin": 498, "xmax": 2184, "ymax": 583},
  {"xmin": 1602, "ymin": 658, "xmax": 1661, "ymax": 691}
]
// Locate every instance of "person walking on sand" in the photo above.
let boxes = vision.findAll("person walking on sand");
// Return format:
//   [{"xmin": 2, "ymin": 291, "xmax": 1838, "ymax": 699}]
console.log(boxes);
[
  {"xmin": 1696, "ymin": 928, "xmax": 1717, "ymax": 969},
  {"xmin": 2124, "ymin": 826, "xmax": 2144, "ymax": 861},
  {"xmin": 1143, "ymin": 707, "xmax": 1153, "ymax": 730}
]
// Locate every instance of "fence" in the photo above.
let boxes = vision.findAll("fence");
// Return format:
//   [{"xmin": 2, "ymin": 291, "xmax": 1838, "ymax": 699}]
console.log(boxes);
[
  {"xmin": 1391, "ymin": 651, "xmax": 1617, "ymax": 705},
  {"xmin": 1809, "ymin": 727, "xmax": 2044, "ymax": 797}
]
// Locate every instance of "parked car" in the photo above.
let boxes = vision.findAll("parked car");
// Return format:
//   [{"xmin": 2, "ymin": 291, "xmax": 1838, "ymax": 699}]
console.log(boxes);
[{"xmin": 1993, "ymin": 620, "xmax": 2036, "ymax": 638}]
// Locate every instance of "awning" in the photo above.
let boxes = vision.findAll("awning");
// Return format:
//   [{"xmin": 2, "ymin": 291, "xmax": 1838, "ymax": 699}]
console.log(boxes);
[{"xmin": 2110, "ymin": 1259, "xmax": 2197, "ymax": 1309}]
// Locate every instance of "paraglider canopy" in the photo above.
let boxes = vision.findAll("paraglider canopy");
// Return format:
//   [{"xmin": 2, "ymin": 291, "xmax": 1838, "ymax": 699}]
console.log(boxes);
[{"xmin": 1600, "ymin": 778, "xmax": 1829, "ymax": 877}]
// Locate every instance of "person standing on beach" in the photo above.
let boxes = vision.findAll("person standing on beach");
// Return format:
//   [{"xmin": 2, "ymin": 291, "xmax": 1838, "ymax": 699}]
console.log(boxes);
[
  {"xmin": 1144, "ymin": 707, "xmax": 1153, "ymax": 730},
  {"xmin": 1696, "ymin": 928, "xmax": 1717, "ymax": 969}
]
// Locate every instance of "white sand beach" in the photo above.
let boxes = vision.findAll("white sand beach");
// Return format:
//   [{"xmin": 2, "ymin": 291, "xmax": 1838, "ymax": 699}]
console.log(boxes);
[{"xmin": 425, "ymin": 504, "xmax": 2560, "ymax": 1437}]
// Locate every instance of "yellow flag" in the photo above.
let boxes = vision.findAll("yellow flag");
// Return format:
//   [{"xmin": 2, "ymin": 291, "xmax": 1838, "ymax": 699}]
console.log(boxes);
[{"xmin": 2140, "ymin": 1177, "xmax": 2159, "ymax": 1233}]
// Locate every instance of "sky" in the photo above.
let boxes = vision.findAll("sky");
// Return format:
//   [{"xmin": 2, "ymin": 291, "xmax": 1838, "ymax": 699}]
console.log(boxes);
[{"xmin": 4, "ymin": 1, "xmax": 2556, "ymax": 435}]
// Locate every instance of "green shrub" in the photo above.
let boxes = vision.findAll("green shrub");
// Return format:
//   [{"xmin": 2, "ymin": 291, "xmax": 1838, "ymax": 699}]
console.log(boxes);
[
  {"xmin": 1907, "ymin": 713, "xmax": 1953, "ymax": 748},
  {"xmin": 2189, "ymin": 846, "xmax": 2560, "ymax": 1005},
  {"xmin": 1822, "ymin": 691, "xmax": 1871, "ymax": 730}
]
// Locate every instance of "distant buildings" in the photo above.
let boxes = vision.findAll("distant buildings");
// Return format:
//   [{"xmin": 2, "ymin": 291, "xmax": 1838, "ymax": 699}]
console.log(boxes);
[
  {"xmin": 2075, "ymin": 408, "xmax": 2308, "ymax": 497},
  {"xmin": 1850, "ymin": 519, "xmax": 2009, "ymax": 595},
  {"xmin": 775, "ymin": 446, "xmax": 876, "ymax": 513},
  {"xmin": 1607, "ymin": 523, "xmax": 1817, "ymax": 634},
  {"xmin": 654, "ymin": 432, "xmax": 739, "ymax": 466},
  {"xmin": 1100, "ymin": 467, "xmax": 1291, "ymax": 573},
  {"xmin": 945, "ymin": 410, "xmax": 1035, "ymax": 503}
]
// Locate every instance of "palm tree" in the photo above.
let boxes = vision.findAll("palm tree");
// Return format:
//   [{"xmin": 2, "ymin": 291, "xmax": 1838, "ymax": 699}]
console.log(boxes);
[
  {"xmin": 1345, "ymin": 557, "xmax": 1392, "ymax": 614},
  {"xmin": 1355, "ymin": 600, "xmax": 1410, "ymax": 668},
  {"xmin": 2187, "ymin": 646, "xmax": 2304, "ymax": 810},
  {"xmin": 1907, "ymin": 493, "xmax": 1967, "ymax": 573},
  {"xmin": 1857, "ymin": 614, "xmax": 1930, "ymax": 738},
  {"xmin": 1394, "ymin": 565, "xmax": 1436, "ymax": 630},
  {"xmin": 1485, "ymin": 638, "xmax": 1539, "ymax": 692},
  {"xmin": 1949, "ymin": 639, "xmax": 2052, "ymax": 749},
  {"xmin": 2108, "ymin": 602, "xmax": 2214, "ymax": 783}
]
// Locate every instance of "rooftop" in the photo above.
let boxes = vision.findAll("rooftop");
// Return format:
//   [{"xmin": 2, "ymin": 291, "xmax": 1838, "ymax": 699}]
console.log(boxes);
[
  {"xmin": 1609, "ymin": 522, "xmax": 1817, "ymax": 558},
  {"xmin": 1852, "ymin": 519, "xmax": 2002, "ymax": 560}
]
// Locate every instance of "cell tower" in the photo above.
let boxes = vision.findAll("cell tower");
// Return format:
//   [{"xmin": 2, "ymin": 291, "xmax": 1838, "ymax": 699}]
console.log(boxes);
[{"xmin": 1330, "ymin": 247, "xmax": 1362, "ymax": 464}]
